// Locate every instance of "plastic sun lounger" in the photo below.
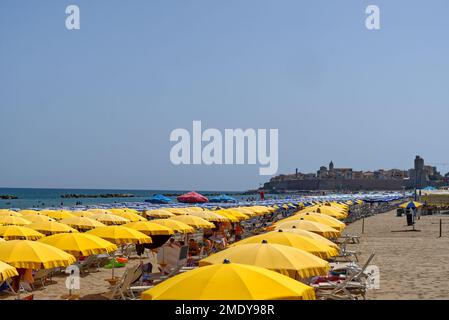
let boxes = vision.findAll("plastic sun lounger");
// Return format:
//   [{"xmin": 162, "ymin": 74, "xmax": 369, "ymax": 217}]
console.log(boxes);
[{"xmin": 313, "ymin": 253, "xmax": 375, "ymax": 300}]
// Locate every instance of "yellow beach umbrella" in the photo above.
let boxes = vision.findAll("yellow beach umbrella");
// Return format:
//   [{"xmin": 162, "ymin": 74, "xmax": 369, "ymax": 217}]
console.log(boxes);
[
  {"xmin": 164, "ymin": 208, "xmax": 189, "ymax": 215},
  {"xmin": 70, "ymin": 211, "xmax": 96, "ymax": 218},
  {"xmin": 200, "ymin": 241, "xmax": 329, "ymax": 279},
  {"xmin": 218, "ymin": 209, "xmax": 249, "ymax": 221},
  {"xmin": 0, "ymin": 240, "xmax": 76, "ymax": 269},
  {"xmin": 231, "ymin": 230, "xmax": 338, "ymax": 259},
  {"xmin": 141, "ymin": 261, "xmax": 315, "ymax": 300},
  {"xmin": 151, "ymin": 219, "xmax": 195, "ymax": 234},
  {"xmin": 279, "ymin": 212, "xmax": 345, "ymax": 231},
  {"xmin": 0, "ymin": 215, "xmax": 32, "ymax": 226},
  {"xmin": 59, "ymin": 217, "xmax": 106, "ymax": 231},
  {"xmin": 86, "ymin": 226, "xmax": 152, "ymax": 245},
  {"xmin": 229, "ymin": 207, "xmax": 257, "ymax": 217},
  {"xmin": 27, "ymin": 221, "xmax": 79, "ymax": 235},
  {"xmin": 40, "ymin": 210, "xmax": 76, "ymax": 221},
  {"xmin": 0, "ymin": 225, "xmax": 45, "ymax": 240},
  {"xmin": 211, "ymin": 211, "xmax": 239, "ymax": 222},
  {"xmin": 38, "ymin": 233, "xmax": 117, "ymax": 257},
  {"xmin": 170, "ymin": 215, "xmax": 215, "ymax": 229},
  {"xmin": 297, "ymin": 206, "xmax": 347, "ymax": 219},
  {"xmin": 278, "ymin": 228, "xmax": 339, "ymax": 249},
  {"xmin": 22, "ymin": 215, "xmax": 55, "ymax": 224},
  {"xmin": 186, "ymin": 211, "xmax": 229, "ymax": 222},
  {"xmin": 183, "ymin": 207, "xmax": 205, "ymax": 213},
  {"xmin": 275, "ymin": 219, "xmax": 340, "ymax": 239},
  {"xmin": 90, "ymin": 213, "xmax": 130, "ymax": 225},
  {"xmin": 0, "ymin": 260, "xmax": 19, "ymax": 281},
  {"xmin": 124, "ymin": 221, "xmax": 174, "ymax": 236},
  {"xmin": 108, "ymin": 209, "xmax": 146, "ymax": 222},
  {"xmin": 17, "ymin": 210, "xmax": 40, "ymax": 216},
  {"xmin": 0, "ymin": 210, "xmax": 22, "ymax": 217},
  {"xmin": 87, "ymin": 209, "xmax": 113, "ymax": 214},
  {"xmin": 145, "ymin": 210, "xmax": 174, "ymax": 219}
]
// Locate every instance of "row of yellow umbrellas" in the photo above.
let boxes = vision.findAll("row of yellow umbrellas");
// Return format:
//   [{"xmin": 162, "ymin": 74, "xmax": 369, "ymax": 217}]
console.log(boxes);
[{"xmin": 141, "ymin": 207, "xmax": 346, "ymax": 300}]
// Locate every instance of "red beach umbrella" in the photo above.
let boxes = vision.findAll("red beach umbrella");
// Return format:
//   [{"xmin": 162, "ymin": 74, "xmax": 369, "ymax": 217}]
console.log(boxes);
[{"xmin": 177, "ymin": 191, "xmax": 208, "ymax": 203}]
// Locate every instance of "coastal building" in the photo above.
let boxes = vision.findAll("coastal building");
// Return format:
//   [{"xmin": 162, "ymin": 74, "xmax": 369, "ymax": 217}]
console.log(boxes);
[{"xmin": 263, "ymin": 156, "xmax": 447, "ymax": 191}]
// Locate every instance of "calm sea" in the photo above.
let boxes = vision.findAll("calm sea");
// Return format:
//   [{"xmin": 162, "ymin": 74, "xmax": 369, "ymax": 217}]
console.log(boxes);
[{"xmin": 0, "ymin": 188, "xmax": 250, "ymax": 210}]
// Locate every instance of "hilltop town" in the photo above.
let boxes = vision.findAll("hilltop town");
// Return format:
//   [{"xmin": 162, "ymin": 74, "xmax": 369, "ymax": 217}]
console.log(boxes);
[{"xmin": 263, "ymin": 156, "xmax": 449, "ymax": 192}]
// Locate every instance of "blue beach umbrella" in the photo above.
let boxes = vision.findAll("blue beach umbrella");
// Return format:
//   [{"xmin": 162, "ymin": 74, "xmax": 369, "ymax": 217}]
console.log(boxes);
[{"xmin": 145, "ymin": 194, "xmax": 172, "ymax": 204}]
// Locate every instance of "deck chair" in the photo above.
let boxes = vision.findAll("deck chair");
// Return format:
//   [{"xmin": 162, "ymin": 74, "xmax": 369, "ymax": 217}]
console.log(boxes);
[
  {"xmin": 32, "ymin": 269, "xmax": 53, "ymax": 289},
  {"xmin": 314, "ymin": 253, "xmax": 375, "ymax": 300},
  {"xmin": 102, "ymin": 264, "xmax": 141, "ymax": 300},
  {"xmin": 74, "ymin": 255, "xmax": 99, "ymax": 275},
  {"xmin": 331, "ymin": 238, "xmax": 360, "ymax": 262}
]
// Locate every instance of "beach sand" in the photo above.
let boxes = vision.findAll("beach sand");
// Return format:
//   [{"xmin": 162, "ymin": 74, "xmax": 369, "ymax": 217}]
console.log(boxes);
[{"xmin": 344, "ymin": 210, "xmax": 449, "ymax": 299}]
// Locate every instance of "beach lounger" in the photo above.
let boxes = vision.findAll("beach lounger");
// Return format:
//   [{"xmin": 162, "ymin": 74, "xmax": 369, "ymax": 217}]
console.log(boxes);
[
  {"xmin": 313, "ymin": 253, "xmax": 375, "ymax": 300},
  {"xmin": 32, "ymin": 269, "xmax": 54, "ymax": 289},
  {"xmin": 74, "ymin": 255, "xmax": 100, "ymax": 275},
  {"xmin": 102, "ymin": 264, "xmax": 142, "ymax": 300}
]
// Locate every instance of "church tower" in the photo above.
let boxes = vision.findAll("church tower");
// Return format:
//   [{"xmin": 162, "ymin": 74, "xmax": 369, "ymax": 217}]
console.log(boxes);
[{"xmin": 329, "ymin": 161, "xmax": 334, "ymax": 171}]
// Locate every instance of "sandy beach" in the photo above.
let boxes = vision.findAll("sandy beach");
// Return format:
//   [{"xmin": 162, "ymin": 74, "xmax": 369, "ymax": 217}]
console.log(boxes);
[{"xmin": 344, "ymin": 210, "xmax": 449, "ymax": 299}]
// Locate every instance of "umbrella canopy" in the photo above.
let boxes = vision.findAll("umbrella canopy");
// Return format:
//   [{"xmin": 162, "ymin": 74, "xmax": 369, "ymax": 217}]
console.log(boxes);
[
  {"xmin": 27, "ymin": 221, "xmax": 79, "ymax": 235},
  {"xmin": 208, "ymin": 194, "xmax": 237, "ymax": 203},
  {"xmin": 108, "ymin": 209, "xmax": 146, "ymax": 222},
  {"xmin": 17, "ymin": 210, "xmax": 40, "ymax": 216},
  {"xmin": 230, "ymin": 207, "xmax": 259, "ymax": 217},
  {"xmin": 296, "ymin": 206, "xmax": 346, "ymax": 219},
  {"xmin": 144, "ymin": 194, "xmax": 172, "ymax": 204},
  {"xmin": 210, "ymin": 210, "xmax": 239, "ymax": 222},
  {"xmin": 87, "ymin": 208, "xmax": 113, "ymax": 214},
  {"xmin": 200, "ymin": 241, "xmax": 330, "ymax": 279},
  {"xmin": 177, "ymin": 191, "xmax": 208, "ymax": 203},
  {"xmin": 0, "ymin": 260, "xmax": 19, "ymax": 281},
  {"xmin": 90, "ymin": 213, "xmax": 130, "ymax": 225},
  {"xmin": 123, "ymin": 221, "xmax": 174, "ymax": 236},
  {"xmin": 141, "ymin": 261, "xmax": 315, "ymax": 300},
  {"xmin": 0, "ymin": 215, "xmax": 32, "ymax": 226},
  {"xmin": 40, "ymin": 210, "xmax": 76, "ymax": 220},
  {"xmin": 145, "ymin": 209, "xmax": 175, "ymax": 219},
  {"xmin": 86, "ymin": 226, "xmax": 152, "ymax": 245},
  {"xmin": 0, "ymin": 240, "xmax": 76, "ymax": 269},
  {"xmin": 217, "ymin": 209, "xmax": 249, "ymax": 220},
  {"xmin": 275, "ymin": 219, "xmax": 341, "ymax": 238},
  {"xmin": 164, "ymin": 208, "xmax": 189, "ymax": 215},
  {"xmin": 399, "ymin": 201, "xmax": 423, "ymax": 209},
  {"xmin": 0, "ymin": 225, "xmax": 45, "ymax": 240},
  {"xmin": 185, "ymin": 211, "xmax": 229, "ymax": 222},
  {"xmin": 151, "ymin": 219, "xmax": 195, "ymax": 234},
  {"xmin": 278, "ymin": 212, "xmax": 345, "ymax": 231},
  {"xmin": 0, "ymin": 210, "xmax": 22, "ymax": 217},
  {"xmin": 70, "ymin": 211, "xmax": 96, "ymax": 218},
  {"xmin": 37, "ymin": 233, "xmax": 117, "ymax": 257},
  {"xmin": 231, "ymin": 230, "xmax": 338, "ymax": 259},
  {"xmin": 278, "ymin": 228, "xmax": 339, "ymax": 249},
  {"xmin": 170, "ymin": 215, "xmax": 215, "ymax": 229},
  {"xmin": 22, "ymin": 215, "xmax": 55, "ymax": 224},
  {"xmin": 59, "ymin": 217, "xmax": 106, "ymax": 231}
]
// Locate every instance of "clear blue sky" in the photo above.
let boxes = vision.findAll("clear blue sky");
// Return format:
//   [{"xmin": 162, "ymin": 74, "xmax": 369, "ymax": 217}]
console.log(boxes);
[{"xmin": 1, "ymin": 0, "xmax": 449, "ymax": 191}]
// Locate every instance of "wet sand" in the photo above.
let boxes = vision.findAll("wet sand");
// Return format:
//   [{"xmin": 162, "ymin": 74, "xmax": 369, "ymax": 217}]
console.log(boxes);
[{"xmin": 344, "ymin": 210, "xmax": 449, "ymax": 299}]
